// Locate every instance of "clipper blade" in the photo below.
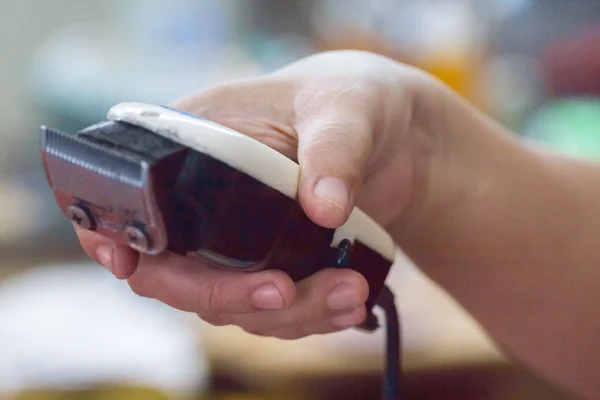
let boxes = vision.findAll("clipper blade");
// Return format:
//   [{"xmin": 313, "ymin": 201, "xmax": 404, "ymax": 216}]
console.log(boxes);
[{"xmin": 40, "ymin": 122, "xmax": 176, "ymax": 254}]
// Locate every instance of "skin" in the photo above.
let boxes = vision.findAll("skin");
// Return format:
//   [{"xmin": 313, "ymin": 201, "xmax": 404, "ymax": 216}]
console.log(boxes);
[{"xmin": 75, "ymin": 51, "xmax": 600, "ymax": 399}]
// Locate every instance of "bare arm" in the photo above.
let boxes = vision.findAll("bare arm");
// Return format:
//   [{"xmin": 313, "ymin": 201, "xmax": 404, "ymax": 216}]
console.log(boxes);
[{"xmin": 390, "ymin": 81, "xmax": 600, "ymax": 399}]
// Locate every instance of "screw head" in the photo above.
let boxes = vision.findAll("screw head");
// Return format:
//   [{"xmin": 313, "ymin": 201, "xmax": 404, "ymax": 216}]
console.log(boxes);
[
  {"xmin": 123, "ymin": 226, "xmax": 150, "ymax": 252},
  {"xmin": 66, "ymin": 205, "xmax": 94, "ymax": 230}
]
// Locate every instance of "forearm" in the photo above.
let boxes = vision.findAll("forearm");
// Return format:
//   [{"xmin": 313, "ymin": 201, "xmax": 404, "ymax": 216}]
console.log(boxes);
[{"xmin": 391, "ymin": 82, "xmax": 600, "ymax": 398}]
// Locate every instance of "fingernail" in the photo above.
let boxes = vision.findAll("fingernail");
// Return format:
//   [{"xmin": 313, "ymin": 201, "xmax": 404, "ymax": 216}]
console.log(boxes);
[
  {"xmin": 314, "ymin": 177, "xmax": 349, "ymax": 211},
  {"xmin": 96, "ymin": 245, "xmax": 114, "ymax": 273},
  {"xmin": 327, "ymin": 284, "xmax": 362, "ymax": 311},
  {"xmin": 252, "ymin": 283, "xmax": 285, "ymax": 310},
  {"xmin": 332, "ymin": 307, "xmax": 362, "ymax": 328}
]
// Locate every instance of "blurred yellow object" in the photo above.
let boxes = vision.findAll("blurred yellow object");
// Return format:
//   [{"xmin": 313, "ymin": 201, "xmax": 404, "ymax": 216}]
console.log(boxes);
[
  {"xmin": 8, "ymin": 388, "xmax": 295, "ymax": 400},
  {"xmin": 11, "ymin": 386, "xmax": 173, "ymax": 400},
  {"xmin": 410, "ymin": 1, "xmax": 485, "ymax": 107},
  {"xmin": 417, "ymin": 53, "xmax": 482, "ymax": 105},
  {"xmin": 318, "ymin": 30, "xmax": 484, "ymax": 107},
  {"xmin": 317, "ymin": 0, "xmax": 487, "ymax": 108},
  {"xmin": 214, "ymin": 395, "xmax": 280, "ymax": 400}
]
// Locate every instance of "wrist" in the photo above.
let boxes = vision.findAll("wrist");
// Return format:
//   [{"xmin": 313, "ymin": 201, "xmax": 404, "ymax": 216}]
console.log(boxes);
[{"xmin": 388, "ymin": 75, "xmax": 530, "ymax": 251}]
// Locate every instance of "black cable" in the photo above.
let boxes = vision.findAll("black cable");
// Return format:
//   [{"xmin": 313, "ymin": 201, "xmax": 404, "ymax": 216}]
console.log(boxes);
[
  {"xmin": 333, "ymin": 240, "xmax": 402, "ymax": 399},
  {"xmin": 376, "ymin": 285, "xmax": 402, "ymax": 400}
]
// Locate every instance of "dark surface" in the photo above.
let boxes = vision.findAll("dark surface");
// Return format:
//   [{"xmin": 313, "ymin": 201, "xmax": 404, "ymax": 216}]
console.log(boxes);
[{"xmin": 237, "ymin": 363, "xmax": 577, "ymax": 400}]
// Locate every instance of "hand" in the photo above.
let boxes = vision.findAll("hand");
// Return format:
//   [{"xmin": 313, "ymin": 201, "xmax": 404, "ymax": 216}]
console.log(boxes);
[{"xmin": 76, "ymin": 50, "xmax": 440, "ymax": 339}]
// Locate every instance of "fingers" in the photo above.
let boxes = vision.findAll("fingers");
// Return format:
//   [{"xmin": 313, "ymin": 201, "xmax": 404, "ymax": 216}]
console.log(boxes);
[
  {"xmin": 76, "ymin": 226, "xmax": 299, "ymax": 319},
  {"xmin": 296, "ymin": 112, "xmax": 373, "ymax": 229},
  {"xmin": 220, "ymin": 268, "xmax": 370, "ymax": 339},
  {"xmin": 126, "ymin": 252, "xmax": 296, "ymax": 319},
  {"xmin": 78, "ymin": 228, "xmax": 369, "ymax": 339},
  {"xmin": 75, "ymin": 227, "xmax": 139, "ymax": 279}
]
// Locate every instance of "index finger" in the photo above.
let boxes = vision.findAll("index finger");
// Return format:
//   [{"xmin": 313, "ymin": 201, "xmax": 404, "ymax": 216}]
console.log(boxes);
[
  {"xmin": 127, "ymin": 251, "xmax": 297, "ymax": 318},
  {"xmin": 75, "ymin": 227, "xmax": 139, "ymax": 279}
]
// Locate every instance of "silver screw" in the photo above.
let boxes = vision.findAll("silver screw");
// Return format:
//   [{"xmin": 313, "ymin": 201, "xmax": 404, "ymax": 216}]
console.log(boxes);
[
  {"xmin": 67, "ymin": 205, "xmax": 94, "ymax": 230},
  {"xmin": 123, "ymin": 226, "xmax": 150, "ymax": 252}
]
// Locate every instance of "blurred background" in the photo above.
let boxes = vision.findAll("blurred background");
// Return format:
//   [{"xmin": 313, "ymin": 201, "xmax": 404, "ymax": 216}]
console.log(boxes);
[{"xmin": 0, "ymin": 0, "xmax": 598, "ymax": 399}]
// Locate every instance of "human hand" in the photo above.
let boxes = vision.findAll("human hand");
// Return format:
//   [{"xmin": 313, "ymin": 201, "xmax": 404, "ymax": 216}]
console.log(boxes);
[{"xmin": 75, "ymin": 50, "xmax": 441, "ymax": 339}]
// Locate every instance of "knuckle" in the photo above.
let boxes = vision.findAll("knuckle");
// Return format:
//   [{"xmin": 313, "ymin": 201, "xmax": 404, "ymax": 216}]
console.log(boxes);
[
  {"xmin": 195, "ymin": 280, "xmax": 225, "ymax": 315},
  {"xmin": 301, "ymin": 135, "xmax": 371, "ymax": 183},
  {"xmin": 304, "ymin": 124, "xmax": 368, "ymax": 153}
]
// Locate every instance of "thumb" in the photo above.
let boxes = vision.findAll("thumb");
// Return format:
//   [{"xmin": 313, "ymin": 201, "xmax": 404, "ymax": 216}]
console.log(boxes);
[{"xmin": 296, "ymin": 115, "xmax": 373, "ymax": 229}]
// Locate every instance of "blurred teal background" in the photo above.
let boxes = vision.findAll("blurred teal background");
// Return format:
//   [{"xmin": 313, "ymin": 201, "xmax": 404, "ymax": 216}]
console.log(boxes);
[{"xmin": 0, "ymin": 1, "xmax": 598, "ymax": 399}]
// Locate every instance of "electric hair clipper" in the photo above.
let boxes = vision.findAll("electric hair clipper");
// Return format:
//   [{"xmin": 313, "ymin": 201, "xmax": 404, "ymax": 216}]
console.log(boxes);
[{"xmin": 40, "ymin": 102, "xmax": 397, "ymax": 329}]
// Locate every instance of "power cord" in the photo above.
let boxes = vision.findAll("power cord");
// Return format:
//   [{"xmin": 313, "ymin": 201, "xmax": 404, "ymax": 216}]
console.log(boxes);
[
  {"xmin": 376, "ymin": 285, "xmax": 401, "ymax": 400},
  {"xmin": 334, "ymin": 240, "xmax": 401, "ymax": 399}
]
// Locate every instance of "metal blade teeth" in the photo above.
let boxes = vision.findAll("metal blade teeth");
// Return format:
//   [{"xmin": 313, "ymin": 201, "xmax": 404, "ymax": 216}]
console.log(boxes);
[{"xmin": 41, "ymin": 126, "xmax": 144, "ymax": 186}]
